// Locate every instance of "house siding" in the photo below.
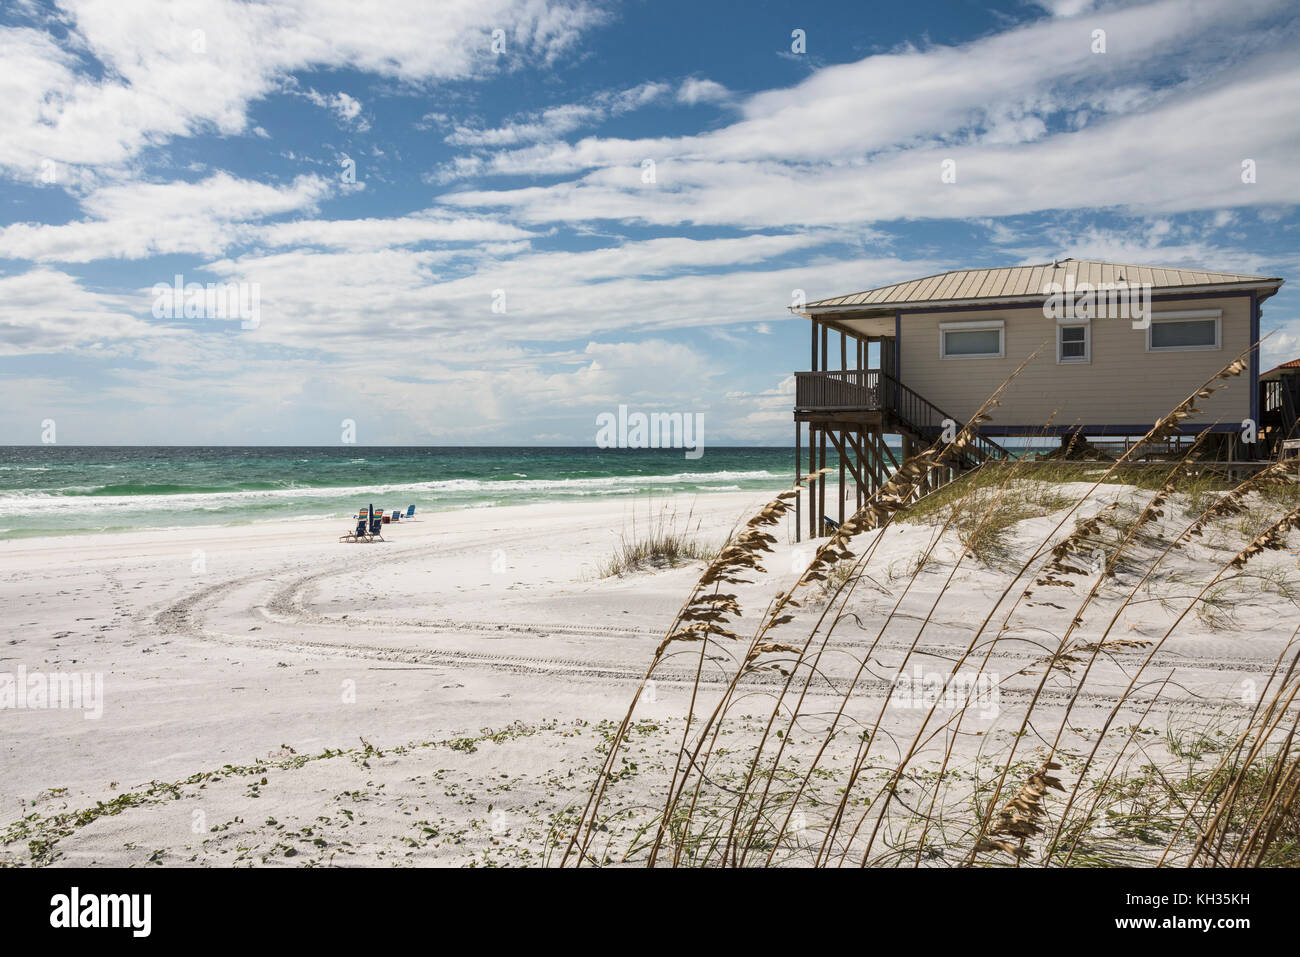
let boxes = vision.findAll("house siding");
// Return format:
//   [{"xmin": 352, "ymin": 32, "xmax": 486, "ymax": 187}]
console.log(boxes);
[{"xmin": 896, "ymin": 294, "xmax": 1252, "ymax": 431}]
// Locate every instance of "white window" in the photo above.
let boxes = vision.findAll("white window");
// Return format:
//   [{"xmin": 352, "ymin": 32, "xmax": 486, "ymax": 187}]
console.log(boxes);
[
  {"xmin": 1057, "ymin": 322, "xmax": 1089, "ymax": 363},
  {"xmin": 940, "ymin": 320, "xmax": 1004, "ymax": 359},
  {"xmin": 1147, "ymin": 310, "xmax": 1221, "ymax": 352}
]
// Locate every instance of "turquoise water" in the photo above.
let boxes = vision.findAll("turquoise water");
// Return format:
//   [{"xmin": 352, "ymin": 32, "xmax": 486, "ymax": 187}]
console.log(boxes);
[{"xmin": 0, "ymin": 447, "xmax": 809, "ymax": 539}]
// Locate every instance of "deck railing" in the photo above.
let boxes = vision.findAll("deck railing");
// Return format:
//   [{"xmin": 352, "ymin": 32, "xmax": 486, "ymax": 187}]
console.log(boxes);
[
  {"xmin": 794, "ymin": 369, "xmax": 883, "ymax": 411},
  {"xmin": 794, "ymin": 369, "xmax": 1010, "ymax": 465}
]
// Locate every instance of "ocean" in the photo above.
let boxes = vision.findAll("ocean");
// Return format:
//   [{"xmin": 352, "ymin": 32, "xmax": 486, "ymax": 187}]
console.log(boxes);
[{"xmin": 0, "ymin": 446, "xmax": 813, "ymax": 540}]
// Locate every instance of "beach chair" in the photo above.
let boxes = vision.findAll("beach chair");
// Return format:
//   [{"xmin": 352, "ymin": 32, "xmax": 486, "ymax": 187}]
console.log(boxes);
[
  {"xmin": 340, "ymin": 518, "xmax": 370, "ymax": 543},
  {"xmin": 405, "ymin": 505, "xmax": 415, "ymax": 519},
  {"xmin": 368, "ymin": 513, "xmax": 385, "ymax": 541},
  {"xmin": 390, "ymin": 509, "xmax": 401, "ymax": 523}
]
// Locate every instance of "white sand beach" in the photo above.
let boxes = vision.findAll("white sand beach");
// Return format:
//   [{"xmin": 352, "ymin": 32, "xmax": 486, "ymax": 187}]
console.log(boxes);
[
  {"xmin": 2, "ymin": 484, "xmax": 1297, "ymax": 867},
  {"xmin": 0, "ymin": 491, "xmax": 772, "ymax": 865}
]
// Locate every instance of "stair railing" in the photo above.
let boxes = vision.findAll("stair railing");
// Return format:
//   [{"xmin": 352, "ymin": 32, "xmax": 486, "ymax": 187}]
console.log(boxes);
[{"xmin": 879, "ymin": 372, "xmax": 1012, "ymax": 466}]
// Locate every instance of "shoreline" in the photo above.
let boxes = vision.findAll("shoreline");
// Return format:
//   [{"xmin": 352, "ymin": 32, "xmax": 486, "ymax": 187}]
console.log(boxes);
[
  {"xmin": 0, "ymin": 485, "xmax": 794, "ymax": 552},
  {"xmin": 0, "ymin": 447, "xmax": 798, "ymax": 543}
]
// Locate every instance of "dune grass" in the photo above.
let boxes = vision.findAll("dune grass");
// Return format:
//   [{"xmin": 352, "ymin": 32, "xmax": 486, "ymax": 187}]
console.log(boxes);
[
  {"xmin": 563, "ymin": 345, "xmax": 1300, "ymax": 868},
  {"xmin": 900, "ymin": 468, "xmax": 1075, "ymax": 566},
  {"xmin": 597, "ymin": 501, "xmax": 719, "ymax": 577}
]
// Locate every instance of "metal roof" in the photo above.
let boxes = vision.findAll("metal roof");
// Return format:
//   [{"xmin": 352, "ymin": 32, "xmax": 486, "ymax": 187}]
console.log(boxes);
[{"xmin": 803, "ymin": 258, "xmax": 1284, "ymax": 311}]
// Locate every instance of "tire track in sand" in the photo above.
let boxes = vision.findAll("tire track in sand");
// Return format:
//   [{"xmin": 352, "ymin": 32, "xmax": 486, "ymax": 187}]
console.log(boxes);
[{"xmin": 152, "ymin": 554, "xmax": 1278, "ymax": 718}]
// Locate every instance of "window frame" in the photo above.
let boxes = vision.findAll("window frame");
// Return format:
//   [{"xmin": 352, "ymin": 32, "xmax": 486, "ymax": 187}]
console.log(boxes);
[
  {"xmin": 1146, "ymin": 310, "xmax": 1222, "ymax": 353},
  {"xmin": 939, "ymin": 319, "xmax": 1005, "ymax": 360},
  {"xmin": 1056, "ymin": 320, "xmax": 1090, "ymax": 365}
]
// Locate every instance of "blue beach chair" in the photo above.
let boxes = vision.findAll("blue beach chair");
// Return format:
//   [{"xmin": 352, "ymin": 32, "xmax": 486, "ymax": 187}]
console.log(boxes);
[
  {"xmin": 405, "ymin": 505, "xmax": 416, "ymax": 519},
  {"xmin": 339, "ymin": 517, "xmax": 370, "ymax": 543}
]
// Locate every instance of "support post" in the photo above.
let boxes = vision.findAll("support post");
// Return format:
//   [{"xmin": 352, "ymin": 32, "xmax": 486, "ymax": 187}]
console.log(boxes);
[
  {"xmin": 809, "ymin": 425, "xmax": 818, "ymax": 539},
  {"xmin": 838, "ymin": 429, "xmax": 846, "ymax": 526},
  {"xmin": 794, "ymin": 420, "xmax": 802, "ymax": 543},
  {"xmin": 818, "ymin": 426, "xmax": 826, "ymax": 536},
  {"xmin": 810, "ymin": 318, "xmax": 818, "ymax": 374},
  {"xmin": 855, "ymin": 428, "xmax": 864, "ymax": 510}
]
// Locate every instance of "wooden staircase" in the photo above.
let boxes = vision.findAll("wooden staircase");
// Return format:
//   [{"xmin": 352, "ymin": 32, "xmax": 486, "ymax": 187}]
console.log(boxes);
[
  {"xmin": 881, "ymin": 372, "xmax": 1011, "ymax": 471},
  {"xmin": 792, "ymin": 370, "xmax": 1012, "ymax": 539}
]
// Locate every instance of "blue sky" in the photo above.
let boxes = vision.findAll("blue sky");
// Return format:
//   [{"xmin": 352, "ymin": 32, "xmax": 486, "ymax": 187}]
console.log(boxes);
[{"xmin": 1, "ymin": 0, "xmax": 1298, "ymax": 445}]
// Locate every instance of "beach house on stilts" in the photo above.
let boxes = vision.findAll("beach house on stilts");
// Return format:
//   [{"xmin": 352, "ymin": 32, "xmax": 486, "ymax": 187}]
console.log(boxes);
[{"xmin": 790, "ymin": 259, "xmax": 1287, "ymax": 541}]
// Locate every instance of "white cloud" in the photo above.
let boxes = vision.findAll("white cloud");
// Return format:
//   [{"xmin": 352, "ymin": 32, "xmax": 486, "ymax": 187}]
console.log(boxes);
[
  {"xmin": 0, "ymin": 173, "xmax": 333, "ymax": 261},
  {"xmin": 436, "ymin": 0, "xmax": 1299, "ymax": 227},
  {"xmin": 193, "ymin": 231, "xmax": 870, "ymax": 350},
  {"xmin": 256, "ymin": 214, "xmax": 535, "ymax": 251},
  {"xmin": 0, "ymin": 269, "xmax": 164, "ymax": 356},
  {"xmin": 1029, "ymin": 0, "xmax": 1098, "ymax": 16},
  {"xmin": 1261, "ymin": 327, "xmax": 1300, "ymax": 368},
  {"xmin": 1005, "ymin": 222, "xmax": 1300, "ymax": 278},
  {"xmin": 302, "ymin": 88, "xmax": 368, "ymax": 130},
  {"xmin": 677, "ymin": 77, "xmax": 731, "ymax": 106},
  {"xmin": 442, "ymin": 82, "xmax": 670, "ymax": 149},
  {"xmin": 0, "ymin": 0, "xmax": 607, "ymax": 181}
]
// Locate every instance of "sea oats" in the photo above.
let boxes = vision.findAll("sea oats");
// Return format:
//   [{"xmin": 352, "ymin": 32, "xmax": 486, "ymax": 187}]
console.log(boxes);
[{"xmin": 977, "ymin": 761, "xmax": 1065, "ymax": 861}]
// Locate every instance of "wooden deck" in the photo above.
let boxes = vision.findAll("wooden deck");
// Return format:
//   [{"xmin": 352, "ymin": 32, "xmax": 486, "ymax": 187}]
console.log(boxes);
[{"xmin": 794, "ymin": 369, "xmax": 885, "ymax": 413}]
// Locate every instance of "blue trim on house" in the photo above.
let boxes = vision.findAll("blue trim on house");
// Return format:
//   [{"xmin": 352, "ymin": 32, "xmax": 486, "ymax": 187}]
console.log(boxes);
[
  {"xmin": 893, "ymin": 310, "xmax": 901, "ymax": 377},
  {"xmin": 1250, "ymin": 291, "xmax": 1260, "ymax": 430}
]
